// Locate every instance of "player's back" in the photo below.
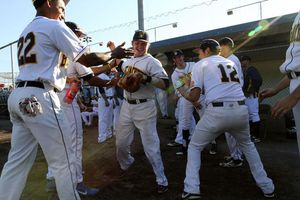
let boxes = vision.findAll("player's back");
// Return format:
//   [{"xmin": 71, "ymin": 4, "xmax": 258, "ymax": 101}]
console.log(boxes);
[
  {"xmin": 17, "ymin": 17, "xmax": 82, "ymax": 91},
  {"xmin": 194, "ymin": 55, "xmax": 244, "ymax": 104}
]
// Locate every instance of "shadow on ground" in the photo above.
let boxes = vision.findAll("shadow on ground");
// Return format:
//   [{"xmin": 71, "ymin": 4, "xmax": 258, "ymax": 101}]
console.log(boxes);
[{"xmin": 0, "ymin": 118, "xmax": 299, "ymax": 200}]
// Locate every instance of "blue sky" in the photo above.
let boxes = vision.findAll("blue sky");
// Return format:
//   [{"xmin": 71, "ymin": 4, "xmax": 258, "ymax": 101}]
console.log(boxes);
[{"xmin": 0, "ymin": 0, "xmax": 298, "ymax": 73}]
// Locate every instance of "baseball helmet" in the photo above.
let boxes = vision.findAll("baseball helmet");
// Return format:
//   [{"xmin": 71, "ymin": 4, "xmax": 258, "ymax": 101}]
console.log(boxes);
[
  {"xmin": 219, "ymin": 37, "xmax": 234, "ymax": 48},
  {"xmin": 240, "ymin": 55, "xmax": 251, "ymax": 62},
  {"xmin": 172, "ymin": 49, "xmax": 184, "ymax": 58},
  {"xmin": 132, "ymin": 30, "xmax": 149, "ymax": 42},
  {"xmin": 198, "ymin": 39, "xmax": 221, "ymax": 51},
  {"xmin": 65, "ymin": 21, "xmax": 86, "ymax": 37}
]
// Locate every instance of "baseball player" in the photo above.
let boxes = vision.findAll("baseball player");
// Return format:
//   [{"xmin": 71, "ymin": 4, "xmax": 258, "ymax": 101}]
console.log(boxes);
[
  {"xmin": 115, "ymin": 30, "xmax": 169, "ymax": 194},
  {"xmin": 112, "ymin": 79, "xmax": 124, "ymax": 135},
  {"xmin": 177, "ymin": 39, "xmax": 274, "ymax": 199},
  {"xmin": 259, "ymin": 10, "xmax": 300, "ymax": 153},
  {"xmin": 155, "ymin": 87, "xmax": 170, "ymax": 119},
  {"xmin": 169, "ymin": 49, "xmax": 196, "ymax": 155},
  {"xmin": 0, "ymin": 1, "xmax": 131, "ymax": 199},
  {"xmin": 106, "ymin": 41, "xmax": 124, "ymax": 135},
  {"xmin": 81, "ymin": 98, "xmax": 98, "ymax": 126},
  {"xmin": 218, "ymin": 37, "xmax": 244, "ymax": 167},
  {"xmin": 241, "ymin": 55, "xmax": 263, "ymax": 143},
  {"xmin": 97, "ymin": 73, "xmax": 114, "ymax": 143},
  {"xmin": 46, "ymin": 21, "xmax": 119, "ymax": 196}
]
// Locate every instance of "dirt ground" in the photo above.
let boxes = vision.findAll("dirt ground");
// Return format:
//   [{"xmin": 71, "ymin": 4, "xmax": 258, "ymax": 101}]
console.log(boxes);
[{"xmin": 0, "ymin": 118, "xmax": 300, "ymax": 200}]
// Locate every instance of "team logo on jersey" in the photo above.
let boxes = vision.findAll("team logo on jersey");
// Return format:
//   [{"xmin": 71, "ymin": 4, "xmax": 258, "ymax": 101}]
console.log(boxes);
[
  {"xmin": 124, "ymin": 65, "xmax": 146, "ymax": 75},
  {"xmin": 59, "ymin": 54, "xmax": 69, "ymax": 68}
]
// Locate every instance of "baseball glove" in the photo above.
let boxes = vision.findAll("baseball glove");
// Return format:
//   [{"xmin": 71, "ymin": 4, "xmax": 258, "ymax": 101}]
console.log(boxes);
[{"xmin": 118, "ymin": 72, "xmax": 144, "ymax": 93}]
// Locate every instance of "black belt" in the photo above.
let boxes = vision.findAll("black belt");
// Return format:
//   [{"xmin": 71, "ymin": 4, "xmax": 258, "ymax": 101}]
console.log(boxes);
[
  {"xmin": 287, "ymin": 71, "xmax": 300, "ymax": 79},
  {"xmin": 212, "ymin": 100, "xmax": 245, "ymax": 107},
  {"xmin": 126, "ymin": 98, "xmax": 147, "ymax": 104},
  {"xmin": 16, "ymin": 81, "xmax": 44, "ymax": 89}
]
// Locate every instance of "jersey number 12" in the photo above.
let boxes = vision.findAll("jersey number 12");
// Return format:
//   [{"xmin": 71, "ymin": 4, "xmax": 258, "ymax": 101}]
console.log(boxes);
[{"xmin": 218, "ymin": 64, "xmax": 240, "ymax": 83}]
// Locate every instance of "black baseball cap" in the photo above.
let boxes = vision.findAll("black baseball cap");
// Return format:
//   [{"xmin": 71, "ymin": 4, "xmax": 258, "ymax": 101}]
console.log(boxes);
[
  {"xmin": 195, "ymin": 39, "xmax": 220, "ymax": 52},
  {"xmin": 132, "ymin": 30, "xmax": 149, "ymax": 42},
  {"xmin": 65, "ymin": 21, "xmax": 86, "ymax": 36},
  {"xmin": 32, "ymin": 0, "xmax": 70, "ymax": 9},
  {"xmin": 240, "ymin": 55, "xmax": 251, "ymax": 62},
  {"xmin": 219, "ymin": 37, "xmax": 234, "ymax": 48},
  {"xmin": 173, "ymin": 49, "xmax": 184, "ymax": 58}
]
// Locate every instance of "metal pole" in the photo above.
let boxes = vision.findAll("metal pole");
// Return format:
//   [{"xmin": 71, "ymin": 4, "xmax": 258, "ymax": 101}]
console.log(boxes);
[
  {"xmin": 10, "ymin": 45, "xmax": 15, "ymax": 88},
  {"xmin": 154, "ymin": 28, "xmax": 157, "ymax": 41},
  {"xmin": 137, "ymin": 0, "xmax": 144, "ymax": 30},
  {"xmin": 259, "ymin": 2, "xmax": 262, "ymax": 20}
]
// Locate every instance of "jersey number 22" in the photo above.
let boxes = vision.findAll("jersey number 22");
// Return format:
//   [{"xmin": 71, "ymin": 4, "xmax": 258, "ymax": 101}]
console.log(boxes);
[{"xmin": 17, "ymin": 32, "xmax": 37, "ymax": 66}]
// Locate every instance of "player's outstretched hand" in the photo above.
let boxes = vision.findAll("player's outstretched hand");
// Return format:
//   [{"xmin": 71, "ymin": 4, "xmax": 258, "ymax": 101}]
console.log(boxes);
[
  {"xmin": 271, "ymin": 95, "xmax": 297, "ymax": 119},
  {"xmin": 111, "ymin": 42, "xmax": 134, "ymax": 59},
  {"xmin": 258, "ymin": 88, "xmax": 277, "ymax": 102}
]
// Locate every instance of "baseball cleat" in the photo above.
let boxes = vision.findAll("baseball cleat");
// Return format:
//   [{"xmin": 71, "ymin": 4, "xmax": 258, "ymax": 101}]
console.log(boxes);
[
  {"xmin": 263, "ymin": 191, "xmax": 275, "ymax": 198},
  {"xmin": 45, "ymin": 178, "xmax": 56, "ymax": 192},
  {"xmin": 167, "ymin": 141, "xmax": 181, "ymax": 147},
  {"xmin": 209, "ymin": 143, "xmax": 217, "ymax": 155},
  {"xmin": 219, "ymin": 159, "xmax": 243, "ymax": 168},
  {"xmin": 181, "ymin": 191, "xmax": 201, "ymax": 199},
  {"xmin": 157, "ymin": 185, "xmax": 168, "ymax": 194},
  {"xmin": 76, "ymin": 182, "xmax": 99, "ymax": 196}
]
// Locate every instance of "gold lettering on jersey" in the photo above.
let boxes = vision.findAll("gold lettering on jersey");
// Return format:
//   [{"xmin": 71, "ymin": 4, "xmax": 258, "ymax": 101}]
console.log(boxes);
[
  {"xmin": 59, "ymin": 54, "xmax": 69, "ymax": 68},
  {"xmin": 124, "ymin": 66, "xmax": 145, "ymax": 74},
  {"xmin": 290, "ymin": 23, "xmax": 300, "ymax": 42}
]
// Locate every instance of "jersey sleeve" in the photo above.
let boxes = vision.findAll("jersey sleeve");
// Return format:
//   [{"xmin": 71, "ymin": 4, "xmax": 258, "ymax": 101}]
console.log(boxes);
[
  {"xmin": 190, "ymin": 61, "xmax": 204, "ymax": 90},
  {"xmin": 147, "ymin": 57, "xmax": 168, "ymax": 79},
  {"xmin": 67, "ymin": 62, "xmax": 93, "ymax": 78},
  {"xmin": 50, "ymin": 22, "xmax": 86, "ymax": 62}
]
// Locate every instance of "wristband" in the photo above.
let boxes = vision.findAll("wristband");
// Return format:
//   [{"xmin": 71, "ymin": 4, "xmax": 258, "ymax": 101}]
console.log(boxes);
[
  {"xmin": 175, "ymin": 79, "xmax": 185, "ymax": 89},
  {"xmin": 150, "ymin": 77, "xmax": 160, "ymax": 85},
  {"xmin": 146, "ymin": 75, "xmax": 152, "ymax": 83}
]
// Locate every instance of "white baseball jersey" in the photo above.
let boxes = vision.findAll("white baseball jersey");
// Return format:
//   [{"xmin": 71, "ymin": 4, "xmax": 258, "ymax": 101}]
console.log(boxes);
[
  {"xmin": 171, "ymin": 68, "xmax": 185, "ymax": 96},
  {"xmin": 191, "ymin": 55, "xmax": 245, "ymax": 105},
  {"xmin": 184, "ymin": 62, "xmax": 195, "ymax": 74},
  {"xmin": 228, "ymin": 54, "xmax": 244, "ymax": 86},
  {"xmin": 121, "ymin": 54, "xmax": 168, "ymax": 100},
  {"xmin": 280, "ymin": 10, "xmax": 300, "ymax": 73},
  {"xmin": 16, "ymin": 16, "xmax": 85, "ymax": 91},
  {"xmin": 97, "ymin": 73, "xmax": 114, "ymax": 97}
]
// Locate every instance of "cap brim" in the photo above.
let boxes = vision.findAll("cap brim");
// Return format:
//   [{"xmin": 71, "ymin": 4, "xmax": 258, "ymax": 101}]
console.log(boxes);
[
  {"xmin": 132, "ymin": 39, "xmax": 149, "ymax": 43},
  {"xmin": 75, "ymin": 28, "xmax": 87, "ymax": 36}
]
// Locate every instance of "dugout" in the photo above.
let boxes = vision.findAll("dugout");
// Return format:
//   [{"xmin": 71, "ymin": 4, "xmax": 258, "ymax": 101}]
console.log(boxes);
[{"xmin": 149, "ymin": 12, "xmax": 298, "ymax": 136}]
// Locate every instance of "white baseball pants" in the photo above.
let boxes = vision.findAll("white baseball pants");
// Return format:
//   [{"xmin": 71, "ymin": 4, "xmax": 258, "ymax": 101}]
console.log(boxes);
[
  {"xmin": 184, "ymin": 103, "xmax": 274, "ymax": 195},
  {"xmin": 98, "ymin": 98, "xmax": 113, "ymax": 142},
  {"xmin": 116, "ymin": 100, "xmax": 168, "ymax": 186},
  {"xmin": 290, "ymin": 78, "xmax": 300, "ymax": 153},
  {"xmin": 0, "ymin": 86, "xmax": 80, "ymax": 200}
]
